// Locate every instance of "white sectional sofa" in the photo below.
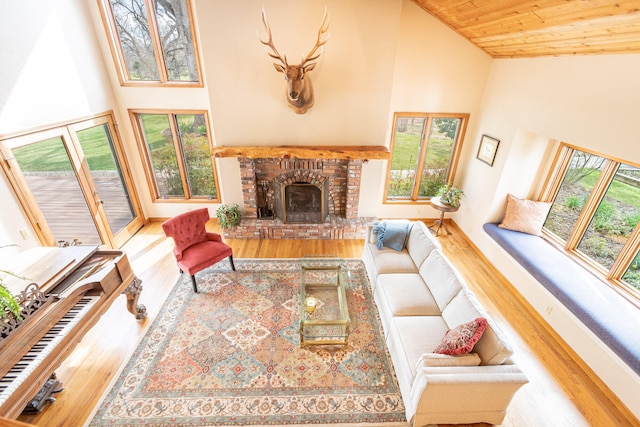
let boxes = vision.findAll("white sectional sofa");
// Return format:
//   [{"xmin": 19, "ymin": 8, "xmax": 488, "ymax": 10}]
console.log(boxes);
[{"xmin": 363, "ymin": 220, "xmax": 528, "ymax": 426}]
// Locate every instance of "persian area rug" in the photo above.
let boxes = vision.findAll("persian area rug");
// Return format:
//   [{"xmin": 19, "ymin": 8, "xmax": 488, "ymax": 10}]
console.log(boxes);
[{"xmin": 88, "ymin": 259, "xmax": 406, "ymax": 427}]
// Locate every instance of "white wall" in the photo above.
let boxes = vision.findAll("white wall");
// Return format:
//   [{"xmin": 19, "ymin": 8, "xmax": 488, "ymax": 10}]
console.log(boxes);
[
  {"xmin": 0, "ymin": 0, "xmax": 491, "ymax": 236},
  {"xmin": 0, "ymin": 0, "xmax": 491, "ymax": 223},
  {"xmin": 0, "ymin": 0, "xmax": 117, "ymax": 252},
  {"xmin": 83, "ymin": 0, "xmax": 491, "ymax": 219},
  {"xmin": 84, "ymin": 1, "xmax": 214, "ymax": 219},
  {"xmin": 199, "ymin": 0, "xmax": 400, "ymax": 147},
  {"xmin": 368, "ymin": 0, "xmax": 491, "ymax": 218},
  {"xmin": 193, "ymin": 0, "xmax": 491, "ymax": 217},
  {"xmin": 195, "ymin": 0, "xmax": 400, "ymax": 211},
  {"xmin": 456, "ymin": 54, "xmax": 640, "ymax": 418}
]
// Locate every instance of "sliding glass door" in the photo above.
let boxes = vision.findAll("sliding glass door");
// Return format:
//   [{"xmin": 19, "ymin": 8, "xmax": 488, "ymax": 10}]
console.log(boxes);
[{"xmin": 1, "ymin": 113, "xmax": 143, "ymax": 248}]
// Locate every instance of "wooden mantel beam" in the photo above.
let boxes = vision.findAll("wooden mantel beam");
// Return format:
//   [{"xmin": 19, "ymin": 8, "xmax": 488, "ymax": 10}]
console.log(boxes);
[{"xmin": 211, "ymin": 145, "xmax": 390, "ymax": 161}]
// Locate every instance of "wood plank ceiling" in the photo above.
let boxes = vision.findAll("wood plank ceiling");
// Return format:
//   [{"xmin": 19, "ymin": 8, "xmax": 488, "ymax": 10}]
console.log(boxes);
[{"xmin": 411, "ymin": 0, "xmax": 640, "ymax": 58}]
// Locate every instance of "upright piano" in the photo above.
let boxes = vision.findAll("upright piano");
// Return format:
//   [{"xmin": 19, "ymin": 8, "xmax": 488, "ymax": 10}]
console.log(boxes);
[{"xmin": 0, "ymin": 246, "xmax": 146, "ymax": 418}]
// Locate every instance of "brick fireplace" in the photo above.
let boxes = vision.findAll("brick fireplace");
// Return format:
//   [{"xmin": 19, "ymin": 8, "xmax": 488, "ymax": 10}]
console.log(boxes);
[{"xmin": 223, "ymin": 157, "xmax": 375, "ymax": 239}]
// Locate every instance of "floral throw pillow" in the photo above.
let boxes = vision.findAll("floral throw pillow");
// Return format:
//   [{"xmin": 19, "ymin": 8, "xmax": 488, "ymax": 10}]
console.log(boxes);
[{"xmin": 433, "ymin": 317, "xmax": 488, "ymax": 355}]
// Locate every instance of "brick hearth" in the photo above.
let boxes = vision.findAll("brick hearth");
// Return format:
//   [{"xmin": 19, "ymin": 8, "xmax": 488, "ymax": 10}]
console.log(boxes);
[
  {"xmin": 223, "ymin": 157, "xmax": 375, "ymax": 239},
  {"xmin": 224, "ymin": 215, "xmax": 373, "ymax": 239}
]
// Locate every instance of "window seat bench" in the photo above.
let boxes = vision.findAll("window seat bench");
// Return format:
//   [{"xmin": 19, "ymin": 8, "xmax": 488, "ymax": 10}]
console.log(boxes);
[{"xmin": 483, "ymin": 222, "xmax": 640, "ymax": 376}]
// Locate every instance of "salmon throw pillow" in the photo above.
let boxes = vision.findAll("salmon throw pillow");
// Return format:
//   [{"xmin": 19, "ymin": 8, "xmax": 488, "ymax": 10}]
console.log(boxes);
[{"xmin": 499, "ymin": 193, "xmax": 552, "ymax": 236}]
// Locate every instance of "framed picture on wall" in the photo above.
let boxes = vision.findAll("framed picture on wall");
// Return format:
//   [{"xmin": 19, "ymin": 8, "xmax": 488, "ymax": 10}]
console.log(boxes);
[{"xmin": 476, "ymin": 134, "xmax": 500, "ymax": 166}]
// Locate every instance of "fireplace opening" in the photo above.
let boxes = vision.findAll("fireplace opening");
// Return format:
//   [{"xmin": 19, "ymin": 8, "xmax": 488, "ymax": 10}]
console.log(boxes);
[{"xmin": 278, "ymin": 182, "xmax": 328, "ymax": 223}]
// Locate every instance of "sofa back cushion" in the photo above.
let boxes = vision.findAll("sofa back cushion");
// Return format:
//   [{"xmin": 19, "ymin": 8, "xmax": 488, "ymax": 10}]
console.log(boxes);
[
  {"xmin": 366, "ymin": 243, "xmax": 420, "ymax": 275},
  {"xmin": 442, "ymin": 289, "xmax": 514, "ymax": 365},
  {"xmin": 406, "ymin": 221, "xmax": 441, "ymax": 268},
  {"xmin": 419, "ymin": 251, "xmax": 463, "ymax": 311}
]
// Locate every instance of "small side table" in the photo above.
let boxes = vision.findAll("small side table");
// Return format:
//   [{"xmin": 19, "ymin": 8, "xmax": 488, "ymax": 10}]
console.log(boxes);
[{"xmin": 429, "ymin": 196, "xmax": 459, "ymax": 236}]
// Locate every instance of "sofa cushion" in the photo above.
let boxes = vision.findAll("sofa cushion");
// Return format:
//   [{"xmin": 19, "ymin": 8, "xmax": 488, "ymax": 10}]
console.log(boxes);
[
  {"xmin": 388, "ymin": 316, "xmax": 449, "ymax": 386},
  {"xmin": 433, "ymin": 317, "xmax": 488, "ymax": 355},
  {"xmin": 419, "ymin": 251, "xmax": 464, "ymax": 311},
  {"xmin": 376, "ymin": 274, "xmax": 441, "ymax": 316},
  {"xmin": 442, "ymin": 290, "xmax": 513, "ymax": 365},
  {"xmin": 406, "ymin": 221, "xmax": 441, "ymax": 268}
]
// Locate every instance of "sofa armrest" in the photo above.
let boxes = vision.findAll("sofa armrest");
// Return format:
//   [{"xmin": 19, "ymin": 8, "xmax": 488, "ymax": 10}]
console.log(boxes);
[
  {"xmin": 365, "ymin": 224, "xmax": 375, "ymax": 243},
  {"xmin": 408, "ymin": 365, "xmax": 528, "ymax": 426}
]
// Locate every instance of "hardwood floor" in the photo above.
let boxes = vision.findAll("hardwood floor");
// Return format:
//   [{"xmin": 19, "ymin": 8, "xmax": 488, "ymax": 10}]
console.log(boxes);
[{"xmin": 12, "ymin": 219, "xmax": 638, "ymax": 427}]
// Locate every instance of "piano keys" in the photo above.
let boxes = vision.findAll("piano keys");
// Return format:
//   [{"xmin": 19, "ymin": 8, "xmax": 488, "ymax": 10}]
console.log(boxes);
[{"xmin": 0, "ymin": 246, "xmax": 146, "ymax": 419}]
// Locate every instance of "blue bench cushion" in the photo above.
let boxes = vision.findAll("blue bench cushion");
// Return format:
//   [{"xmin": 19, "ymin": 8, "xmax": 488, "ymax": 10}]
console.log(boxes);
[{"xmin": 483, "ymin": 223, "xmax": 640, "ymax": 376}]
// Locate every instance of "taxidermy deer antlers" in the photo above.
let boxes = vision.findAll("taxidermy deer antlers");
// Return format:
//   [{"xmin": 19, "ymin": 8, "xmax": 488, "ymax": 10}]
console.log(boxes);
[{"xmin": 259, "ymin": 8, "xmax": 330, "ymax": 114}]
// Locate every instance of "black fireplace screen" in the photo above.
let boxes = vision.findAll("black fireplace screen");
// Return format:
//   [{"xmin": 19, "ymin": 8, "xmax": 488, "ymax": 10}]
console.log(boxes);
[{"xmin": 275, "ymin": 182, "xmax": 328, "ymax": 223}]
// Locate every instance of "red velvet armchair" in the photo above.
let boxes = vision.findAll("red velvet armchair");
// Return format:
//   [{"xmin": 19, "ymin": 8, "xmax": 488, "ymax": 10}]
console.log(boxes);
[{"xmin": 162, "ymin": 208, "xmax": 235, "ymax": 292}]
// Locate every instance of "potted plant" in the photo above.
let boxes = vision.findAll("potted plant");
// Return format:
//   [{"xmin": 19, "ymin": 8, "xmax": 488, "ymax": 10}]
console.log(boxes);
[
  {"xmin": 216, "ymin": 203, "xmax": 242, "ymax": 229},
  {"xmin": 1, "ymin": 245, "xmax": 24, "ymax": 323},
  {"xmin": 1, "ymin": 282, "xmax": 22, "ymax": 322},
  {"xmin": 437, "ymin": 184, "xmax": 464, "ymax": 208}
]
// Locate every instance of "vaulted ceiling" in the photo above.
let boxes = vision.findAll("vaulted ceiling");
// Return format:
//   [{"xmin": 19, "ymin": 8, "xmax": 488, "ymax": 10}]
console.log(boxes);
[{"xmin": 412, "ymin": 0, "xmax": 640, "ymax": 58}]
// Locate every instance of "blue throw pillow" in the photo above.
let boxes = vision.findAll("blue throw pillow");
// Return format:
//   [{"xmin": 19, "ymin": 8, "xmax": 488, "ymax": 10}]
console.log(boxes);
[
  {"xmin": 382, "ymin": 220, "xmax": 410, "ymax": 251},
  {"xmin": 372, "ymin": 220, "xmax": 411, "ymax": 251}
]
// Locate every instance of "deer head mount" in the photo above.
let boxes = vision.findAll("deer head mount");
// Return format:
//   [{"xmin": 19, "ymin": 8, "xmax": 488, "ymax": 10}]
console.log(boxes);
[{"xmin": 259, "ymin": 8, "xmax": 329, "ymax": 114}]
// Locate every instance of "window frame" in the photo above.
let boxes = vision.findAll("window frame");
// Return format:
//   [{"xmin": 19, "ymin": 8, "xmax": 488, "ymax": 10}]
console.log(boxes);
[
  {"xmin": 383, "ymin": 112, "xmax": 468, "ymax": 204},
  {"xmin": 540, "ymin": 142, "xmax": 640, "ymax": 304},
  {"xmin": 0, "ymin": 111, "xmax": 144, "ymax": 248},
  {"xmin": 129, "ymin": 109, "xmax": 220, "ymax": 203},
  {"xmin": 97, "ymin": 0, "xmax": 203, "ymax": 87}
]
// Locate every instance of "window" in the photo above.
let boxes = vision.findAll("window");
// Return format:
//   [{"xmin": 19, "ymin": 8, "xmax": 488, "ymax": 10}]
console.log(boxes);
[
  {"xmin": 131, "ymin": 111, "xmax": 219, "ymax": 201},
  {"xmin": 99, "ymin": 0, "xmax": 201, "ymax": 85},
  {"xmin": 542, "ymin": 144, "xmax": 640, "ymax": 300},
  {"xmin": 384, "ymin": 113, "xmax": 468, "ymax": 202}
]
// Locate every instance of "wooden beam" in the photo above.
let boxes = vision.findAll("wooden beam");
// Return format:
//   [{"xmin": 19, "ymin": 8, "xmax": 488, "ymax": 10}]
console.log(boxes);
[{"xmin": 211, "ymin": 145, "xmax": 390, "ymax": 160}]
